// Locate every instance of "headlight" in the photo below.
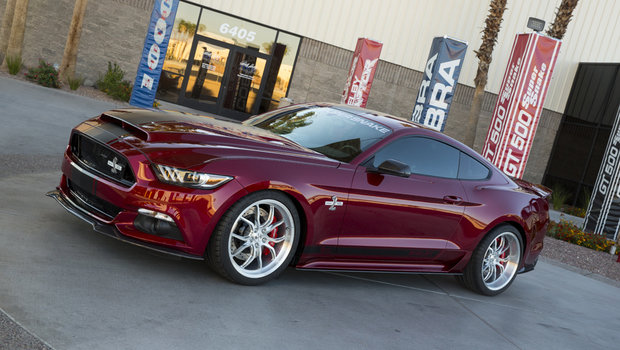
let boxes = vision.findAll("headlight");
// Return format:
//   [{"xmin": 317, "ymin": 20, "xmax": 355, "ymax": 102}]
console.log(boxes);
[{"xmin": 152, "ymin": 164, "xmax": 233, "ymax": 189}]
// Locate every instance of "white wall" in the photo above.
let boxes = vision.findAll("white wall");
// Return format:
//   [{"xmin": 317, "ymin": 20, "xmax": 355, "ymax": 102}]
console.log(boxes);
[{"xmin": 192, "ymin": 0, "xmax": 620, "ymax": 113}]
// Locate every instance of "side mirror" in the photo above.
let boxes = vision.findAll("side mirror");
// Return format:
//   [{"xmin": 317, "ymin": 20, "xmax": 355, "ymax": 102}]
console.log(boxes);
[{"xmin": 372, "ymin": 159, "xmax": 411, "ymax": 178}]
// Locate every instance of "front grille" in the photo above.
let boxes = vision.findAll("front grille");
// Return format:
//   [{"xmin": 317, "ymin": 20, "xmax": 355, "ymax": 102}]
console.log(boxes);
[
  {"xmin": 68, "ymin": 179, "xmax": 122, "ymax": 219},
  {"xmin": 71, "ymin": 133, "xmax": 135, "ymax": 186}
]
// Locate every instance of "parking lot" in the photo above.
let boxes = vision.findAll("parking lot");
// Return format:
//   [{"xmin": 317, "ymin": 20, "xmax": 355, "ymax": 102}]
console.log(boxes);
[{"xmin": 2, "ymin": 76, "xmax": 620, "ymax": 349}]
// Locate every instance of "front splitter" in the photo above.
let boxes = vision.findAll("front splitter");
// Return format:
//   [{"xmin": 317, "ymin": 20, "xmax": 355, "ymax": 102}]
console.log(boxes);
[{"xmin": 46, "ymin": 189, "xmax": 204, "ymax": 261}]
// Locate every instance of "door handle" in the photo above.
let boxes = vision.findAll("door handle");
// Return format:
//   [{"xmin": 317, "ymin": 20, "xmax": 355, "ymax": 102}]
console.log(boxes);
[{"xmin": 443, "ymin": 195, "xmax": 463, "ymax": 204}]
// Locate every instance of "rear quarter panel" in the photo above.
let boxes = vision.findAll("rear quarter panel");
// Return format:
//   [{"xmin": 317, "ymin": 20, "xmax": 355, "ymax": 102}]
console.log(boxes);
[{"xmin": 454, "ymin": 171, "xmax": 549, "ymax": 271}]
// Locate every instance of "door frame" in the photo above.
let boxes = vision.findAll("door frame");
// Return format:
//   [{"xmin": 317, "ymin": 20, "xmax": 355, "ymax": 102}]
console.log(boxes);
[{"xmin": 177, "ymin": 34, "xmax": 272, "ymax": 120}]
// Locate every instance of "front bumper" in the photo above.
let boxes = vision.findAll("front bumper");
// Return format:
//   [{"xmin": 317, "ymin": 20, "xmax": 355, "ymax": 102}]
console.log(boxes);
[
  {"xmin": 50, "ymin": 141, "xmax": 246, "ymax": 259},
  {"xmin": 47, "ymin": 189, "xmax": 204, "ymax": 260}
]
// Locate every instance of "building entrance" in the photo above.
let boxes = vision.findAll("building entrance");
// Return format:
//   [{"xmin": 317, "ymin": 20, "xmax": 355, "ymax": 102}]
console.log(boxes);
[
  {"xmin": 177, "ymin": 36, "xmax": 271, "ymax": 120},
  {"xmin": 156, "ymin": 2, "xmax": 301, "ymax": 121}
]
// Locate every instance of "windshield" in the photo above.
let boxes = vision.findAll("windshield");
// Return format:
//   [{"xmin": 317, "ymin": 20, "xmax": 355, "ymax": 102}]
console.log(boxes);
[{"xmin": 247, "ymin": 107, "xmax": 392, "ymax": 162}]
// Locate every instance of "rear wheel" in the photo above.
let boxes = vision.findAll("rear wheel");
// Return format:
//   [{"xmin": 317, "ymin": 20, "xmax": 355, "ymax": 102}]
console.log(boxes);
[
  {"xmin": 207, "ymin": 191, "xmax": 300, "ymax": 285},
  {"xmin": 460, "ymin": 225, "xmax": 522, "ymax": 296}
]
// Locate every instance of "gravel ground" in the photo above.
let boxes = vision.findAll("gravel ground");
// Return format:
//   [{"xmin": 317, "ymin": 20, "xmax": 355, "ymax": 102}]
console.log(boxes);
[{"xmin": 540, "ymin": 235, "xmax": 620, "ymax": 286}]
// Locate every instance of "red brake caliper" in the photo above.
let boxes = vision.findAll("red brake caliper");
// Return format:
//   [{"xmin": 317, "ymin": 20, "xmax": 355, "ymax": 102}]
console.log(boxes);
[
  {"xmin": 263, "ymin": 216, "xmax": 278, "ymax": 256},
  {"xmin": 499, "ymin": 238, "xmax": 506, "ymax": 269}
]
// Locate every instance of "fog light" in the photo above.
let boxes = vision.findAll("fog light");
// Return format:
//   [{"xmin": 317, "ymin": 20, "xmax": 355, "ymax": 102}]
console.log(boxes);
[
  {"xmin": 138, "ymin": 208, "xmax": 174, "ymax": 222},
  {"xmin": 135, "ymin": 209, "xmax": 184, "ymax": 242}
]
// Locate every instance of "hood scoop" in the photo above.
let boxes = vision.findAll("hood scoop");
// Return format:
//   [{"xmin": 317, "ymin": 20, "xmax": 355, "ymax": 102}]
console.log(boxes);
[{"xmin": 100, "ymin": 113, "xmax": 149, "ymax": 141}]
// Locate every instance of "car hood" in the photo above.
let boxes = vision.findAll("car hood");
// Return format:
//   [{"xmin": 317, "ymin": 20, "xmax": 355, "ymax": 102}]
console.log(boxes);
[{"xmin": 91, "ymin": 108, "xmax": 338, "ymax": 169}]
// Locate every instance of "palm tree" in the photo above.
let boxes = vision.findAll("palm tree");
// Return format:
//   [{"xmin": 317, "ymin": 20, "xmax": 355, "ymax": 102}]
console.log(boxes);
[
  {"xmin": 59, "ymin": 0, "xmax": 89, "ymax": 81},
  {"xmin": 1, "ymin": 0, "xmax": 29, "ymax": 69},
  {"xmin": 463, "ymin": 0, "xmax": 508, "ymax": 148},
  {"xmin": 547, "ymin": 0, "xmax": 579, "ymax": 40},
  {"xmin": 0, "ymin": 0, "xmax": 17, "ymax": 63},
  {"xmin": 265, "ymin": 111, "xmax": 314, "ymax": 135},
  {"xmin": 263, "ymin": 42, "xmax": 290, "ymax": 56}
]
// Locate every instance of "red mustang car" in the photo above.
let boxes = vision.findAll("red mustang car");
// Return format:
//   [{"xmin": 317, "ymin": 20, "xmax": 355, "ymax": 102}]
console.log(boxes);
[{"xmin": 48, "ymin": 103, "xmax": 549, "ymax": 295}]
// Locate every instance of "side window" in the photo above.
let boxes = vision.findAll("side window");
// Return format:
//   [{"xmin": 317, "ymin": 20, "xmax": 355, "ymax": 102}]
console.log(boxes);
[
  {"xmin": 372, "ymin": 137, "xmax": 459, "ymax": 178},
  {"xmin": 458, "ymin": 152, "xmax": 490, "ymax": 180}
]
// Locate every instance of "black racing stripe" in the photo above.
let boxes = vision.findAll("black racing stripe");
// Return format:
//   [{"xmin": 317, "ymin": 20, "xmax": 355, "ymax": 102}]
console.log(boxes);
[{"xmin": 104, "ymin": 108, "xmax": 215, "ymax": 125}]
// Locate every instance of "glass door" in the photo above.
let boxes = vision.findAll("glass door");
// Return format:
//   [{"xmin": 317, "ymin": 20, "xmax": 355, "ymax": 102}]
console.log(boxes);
[
  {"xmin": 221, "ymin": 48, "xmax": 268, "ymax": 118},
  {"xmin": 180, "ymin": 39, "xmax": 230, "ymax": 108},
  {"xmin": 178, "ymin": 36, "xmax": 271, "ymax": 120}
]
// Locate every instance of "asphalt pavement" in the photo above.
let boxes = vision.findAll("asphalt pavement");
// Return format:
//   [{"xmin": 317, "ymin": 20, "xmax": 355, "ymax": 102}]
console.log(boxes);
[{"xmin": 2, "ymin": 76, "xmax": 620, "ymax": 349}]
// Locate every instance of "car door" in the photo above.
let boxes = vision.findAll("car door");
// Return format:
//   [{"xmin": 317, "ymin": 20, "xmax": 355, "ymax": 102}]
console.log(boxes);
[{"xmin": 338, "ymin": 136, "xmax": 467, "ymax": 268}]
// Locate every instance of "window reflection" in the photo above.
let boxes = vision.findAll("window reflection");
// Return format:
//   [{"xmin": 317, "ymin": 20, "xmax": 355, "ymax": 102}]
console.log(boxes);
[
  {"xmin": 155, "ymin": 71, "xmax": 183, "ymax": 101},
  {"xmin": 258, "ymin": 33, "xmax": 300, "ymax": 113},
  {"xmin": 164, "ymin": 2, "xmax": 201, "ymax": 74},
  {"xmin": 197, "ymin": 10, "xmax": 276, "ymax": 55},
  {"xmin": 185, "ymin": 43, "xmax": 229, "ymax": 103},
  {"xmin": 159, "ymin": 2, "xmax": 201, "ymax": 102},
  {"xmin": 223, "ymin": 50, "xmax": 267, "ymax": 113},
  {"xmin": 272, "ymin": 32, "xmax": 299, "ymax": 103}
]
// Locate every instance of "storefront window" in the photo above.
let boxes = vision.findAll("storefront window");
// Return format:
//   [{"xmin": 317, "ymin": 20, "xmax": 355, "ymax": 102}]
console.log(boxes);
[
  {"xmin": 156, "ymin": 2, "xmax": 301, "ymax": 119},
  {"xmin": 158, "ymin": 2, "xmax": 201, "ymax": 102},
  {"xmin": 258, "ymin": 32, "xmax": 300, "ymax": 113},
  {"xmin": 197, "ymin": 10, "xmax": 276, "ymax": 55},
  {"xmin": 273, "ymin": 32, "xmax": 300, "ymax": 104}
]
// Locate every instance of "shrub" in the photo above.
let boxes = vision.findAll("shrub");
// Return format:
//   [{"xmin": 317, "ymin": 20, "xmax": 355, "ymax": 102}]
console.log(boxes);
[
  {"xmin": 551, "ymin": 184, "xmax": 570, "ymax": 211},
  {"xmin": 547, "ymin": 220, "xmax": 615, "ymax": 253},
  {"xmin": 25, "ymin": 60, "xmax": 60, "ymax": 88},
  {"xmin": 5, "ymin": 55, "xmax": 23, "ymax": 75},
  {"xmin": 67, "ymin": 75, "xmax": 85, "ymax": 90},
  {"xmin": 96, "ymin": 62, "xmax": 132, "ymax": 101}
]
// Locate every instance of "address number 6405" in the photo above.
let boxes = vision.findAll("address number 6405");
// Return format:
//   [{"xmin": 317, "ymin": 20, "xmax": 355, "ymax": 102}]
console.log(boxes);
[{"xmin": 219, "ymin": 23, "xmax": 256, "ymax": 42}]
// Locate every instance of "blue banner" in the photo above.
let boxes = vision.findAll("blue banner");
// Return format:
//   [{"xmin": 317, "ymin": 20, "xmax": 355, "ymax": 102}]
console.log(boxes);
[
  {"xmin": 411, "ymin": 36, "xmax": 467, "ymax": 132},
  {"xmin": 129, "ymin": 0, "xmax": 179, "ymax": 108}
]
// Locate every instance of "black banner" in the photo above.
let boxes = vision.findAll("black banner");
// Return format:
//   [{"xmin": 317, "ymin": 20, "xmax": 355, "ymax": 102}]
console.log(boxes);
[{"xmin": 584, "ymin": 106, "xmax": 620, "ymax": 240}]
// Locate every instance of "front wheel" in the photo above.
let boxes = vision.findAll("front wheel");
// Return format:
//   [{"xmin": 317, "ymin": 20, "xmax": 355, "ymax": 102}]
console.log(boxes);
[
  {"xmin": 207, "ymin": 191, "xmax": 300, "ymax": 285},
  {"xmin": 460, "ymin": 225, "xmax": 522, "ymax": 296}
]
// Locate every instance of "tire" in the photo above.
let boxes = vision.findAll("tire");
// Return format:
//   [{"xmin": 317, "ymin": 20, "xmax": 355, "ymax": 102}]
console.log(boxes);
[
  {"xmin": 207, "ymin": 191, "xmax": 300, "ymax": 285},
  {"xmin": 461, "ymin": 225, "xmax": 523, "ymax": 296}
]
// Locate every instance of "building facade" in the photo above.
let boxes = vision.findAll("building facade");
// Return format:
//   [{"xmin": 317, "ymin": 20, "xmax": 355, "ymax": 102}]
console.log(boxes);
[{"xmin": 1, "ymin": 0, "xmax": 619, "ymax": 199}]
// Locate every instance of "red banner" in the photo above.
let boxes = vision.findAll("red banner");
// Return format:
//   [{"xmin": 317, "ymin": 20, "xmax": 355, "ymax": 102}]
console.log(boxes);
[
  {"xmin": 481, "ymin": 33, "xmax": 561, "ymax": 179},
  {"xmin": 341, "ymin": 38, "xmax": 383, "ymax": 108}
]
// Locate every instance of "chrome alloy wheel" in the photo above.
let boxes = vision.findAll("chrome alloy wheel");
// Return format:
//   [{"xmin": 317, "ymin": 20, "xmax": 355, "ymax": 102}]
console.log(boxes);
[
  {"xmin": 228, "ymin": 199, "xmax": 295, "ymax": 279},
  {"xmin": 481, "ymin": 232, "xmax": 521, "ymax": 291}
]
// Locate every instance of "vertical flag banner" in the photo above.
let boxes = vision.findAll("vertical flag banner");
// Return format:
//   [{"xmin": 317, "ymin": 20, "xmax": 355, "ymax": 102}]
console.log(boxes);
[
  {"xmin": 341, "ymin": 38, "xmax": 383, "ymax": 108},
  {"xmin": 130, "ymin": 0, "xmax": 179, "ymax": 108},
  {"xmin": 481, "ymin": 33, "xmax": 561, "ymax": 179},
  {"xmin": 411, "ymin": 36, "xmax": 467, "ymax": 132},
  {"xmin": 584, "ymin": 106, "xmax": 620, "ymax": 240}
]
